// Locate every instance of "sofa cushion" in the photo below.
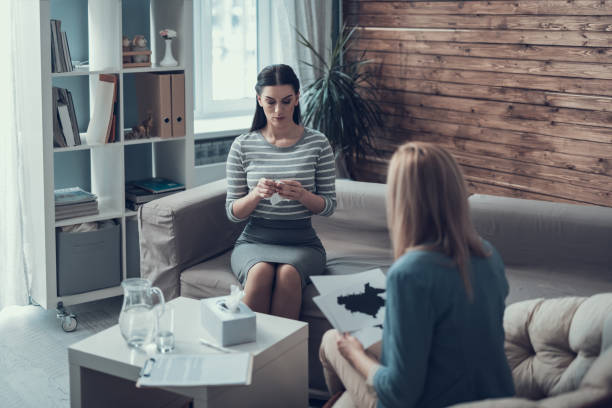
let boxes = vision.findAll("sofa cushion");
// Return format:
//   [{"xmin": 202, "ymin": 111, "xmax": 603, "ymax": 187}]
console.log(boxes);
[
  {"xmin": 504, "ymin": 266, "xmax": 612, "ymax": 305},
  {"xmin": 504, "ymin": 294, "xmax": 612, "ymax": 399},
  {"xmin": 180, "ymin": 251, "xmax": 239, "ymax": 299}
]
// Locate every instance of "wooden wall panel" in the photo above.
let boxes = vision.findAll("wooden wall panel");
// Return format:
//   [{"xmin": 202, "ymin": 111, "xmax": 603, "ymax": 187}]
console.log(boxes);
[{"xmin": 344, "ymin": 0, "xmax": 612, "ymax": 207}]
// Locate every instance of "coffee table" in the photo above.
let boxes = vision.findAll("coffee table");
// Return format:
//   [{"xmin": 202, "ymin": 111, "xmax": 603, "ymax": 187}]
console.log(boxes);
[{"xmin": 68, "ymin": 297, "xmax": 308, "ymax": 408}]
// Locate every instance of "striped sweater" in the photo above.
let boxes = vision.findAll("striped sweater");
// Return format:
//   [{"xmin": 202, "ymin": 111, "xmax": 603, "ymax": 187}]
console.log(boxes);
[{"xmin": 226, "ymin": 127, "xmax": 336, "ymax": 222}]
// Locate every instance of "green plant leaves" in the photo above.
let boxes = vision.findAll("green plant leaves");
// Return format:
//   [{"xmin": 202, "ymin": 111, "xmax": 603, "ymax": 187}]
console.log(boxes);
[{"xmin": 298, "ymin": 24, "xmax": 383, "ymax": 167}]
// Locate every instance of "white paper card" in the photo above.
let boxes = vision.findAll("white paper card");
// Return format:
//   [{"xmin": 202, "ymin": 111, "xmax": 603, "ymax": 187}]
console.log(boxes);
[
  {"xmin": 136, "ymin": 352, "xmax": 253, "ymax": 387},
  {"xmin": 311, "ymin": 268, "xmax": 385, "ymax": 296},
  {"xmin": 352, "ymin": 326, "xmax": 383, "ymax": 349},
  {"xmin": 312, "ymin": 270, "xmax": 386, "ymax": 333}
]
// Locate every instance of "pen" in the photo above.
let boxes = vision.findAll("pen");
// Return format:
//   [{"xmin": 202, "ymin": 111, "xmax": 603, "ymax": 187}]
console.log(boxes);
[{"xmin": 199, "ymin": 338, "xmax": 234, "ymax": 353}]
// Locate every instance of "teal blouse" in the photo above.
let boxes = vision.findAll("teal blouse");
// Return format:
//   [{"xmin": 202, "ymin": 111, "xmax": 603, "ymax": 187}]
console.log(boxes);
[{"xmin": 373, "ymin": 241, "xmax": 515, "ymax": 408}]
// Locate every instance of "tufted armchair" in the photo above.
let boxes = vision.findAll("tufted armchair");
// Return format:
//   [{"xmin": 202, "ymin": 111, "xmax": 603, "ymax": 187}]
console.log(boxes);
[{"xmin": 452, "ymin": 293, "xmax": 612, "ymax": 407}]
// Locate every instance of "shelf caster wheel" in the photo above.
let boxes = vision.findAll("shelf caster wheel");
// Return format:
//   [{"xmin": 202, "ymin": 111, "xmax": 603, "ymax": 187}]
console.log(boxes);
[
  {"xmin": 56, "ymin": 302, "xmax": 78, "ymax": 332},
  {"xmin": 61, "ymin": 315, "xmax": 78, "ymax": 332}
]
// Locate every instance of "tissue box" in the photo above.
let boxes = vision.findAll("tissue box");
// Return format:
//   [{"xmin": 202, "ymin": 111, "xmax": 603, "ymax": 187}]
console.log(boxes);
[{"xmin": 200, "ymin": 296, "xmax": 256, "ymax": 346}]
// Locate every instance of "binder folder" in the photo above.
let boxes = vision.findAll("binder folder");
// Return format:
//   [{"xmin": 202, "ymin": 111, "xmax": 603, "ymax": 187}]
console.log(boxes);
[
  {"xmin": 135, "ymin": 73, "xmax": 172, "ymax": 138},
  {"xmin": 170, "ymin": 73, "xmax": 185, "ymax": 137}
]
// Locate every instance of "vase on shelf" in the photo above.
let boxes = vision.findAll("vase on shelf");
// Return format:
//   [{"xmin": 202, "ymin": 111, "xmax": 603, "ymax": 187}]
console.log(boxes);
[{"xmin": 160, "ymin": 39, "xmax": 178, "ymax": 67}]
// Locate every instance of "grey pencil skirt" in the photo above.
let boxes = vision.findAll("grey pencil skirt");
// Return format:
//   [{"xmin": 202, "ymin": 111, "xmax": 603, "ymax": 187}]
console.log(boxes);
[{"xmin": 230, "ymin": 217, "xmax": 326, "ymax": 288}]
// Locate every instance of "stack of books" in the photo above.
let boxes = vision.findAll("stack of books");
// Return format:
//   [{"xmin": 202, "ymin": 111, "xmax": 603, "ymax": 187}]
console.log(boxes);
[
  {"xmin": 50, "ymin": 19, "xmax": 73, "ymax": 73},
  {"xmin": 126, "ymin": 178, "xmax": 185, "ymax": 211},
  {"xmin": 55, "ymin": 187, "xmax": 99, "ymax": 221}
]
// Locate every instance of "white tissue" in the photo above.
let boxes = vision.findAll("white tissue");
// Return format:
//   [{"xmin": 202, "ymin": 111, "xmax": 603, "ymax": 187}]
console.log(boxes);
[
  {"xmin": 269, "ymin": 193, "xmax": 283, "ymax": 205},
  {"xmin": 225, "ymin": 285, "xmax": 245, "ymax": 313}
]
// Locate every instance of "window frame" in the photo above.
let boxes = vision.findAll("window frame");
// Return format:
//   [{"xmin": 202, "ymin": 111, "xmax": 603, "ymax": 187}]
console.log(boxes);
[{"xmin": 193, "ymin": 0, "xmax": 258, "ymax": 120}]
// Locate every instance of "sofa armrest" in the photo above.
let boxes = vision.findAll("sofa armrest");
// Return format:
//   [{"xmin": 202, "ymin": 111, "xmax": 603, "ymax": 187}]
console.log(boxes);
[{"xmin": 139, "ymin": 179, "xmax": 246, "ymax": 300}]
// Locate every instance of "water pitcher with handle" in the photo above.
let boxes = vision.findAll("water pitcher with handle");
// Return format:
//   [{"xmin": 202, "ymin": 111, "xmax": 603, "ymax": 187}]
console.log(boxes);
[{"xmin": 119, "ymin": 278, "xmax": 165, "ymax": 348}]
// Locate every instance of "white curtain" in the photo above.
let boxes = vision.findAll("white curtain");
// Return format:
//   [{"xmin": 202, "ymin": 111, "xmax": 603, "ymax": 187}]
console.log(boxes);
[
  {"xmin": 259, "ymin": 0, "xmax": 333, "ymax": 88},
  {"xmin": 0, "ymin": 0, "xmax": 31, "ymax": 310}
]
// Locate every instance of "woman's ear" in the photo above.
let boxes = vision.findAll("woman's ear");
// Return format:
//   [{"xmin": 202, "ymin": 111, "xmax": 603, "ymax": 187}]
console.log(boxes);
[
  {"xmin": 257, "ymin": 94, "xmax": 263, "ymax": 107},
  {"xmin": 295, "ymin": 92, "xmax": 300, "ymax": 106}
]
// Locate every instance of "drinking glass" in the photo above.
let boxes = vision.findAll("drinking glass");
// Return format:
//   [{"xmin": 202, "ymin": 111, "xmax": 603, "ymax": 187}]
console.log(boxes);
[{"xmin": 156, "ymin": 305, "xmax": 175, "ymax": 353}]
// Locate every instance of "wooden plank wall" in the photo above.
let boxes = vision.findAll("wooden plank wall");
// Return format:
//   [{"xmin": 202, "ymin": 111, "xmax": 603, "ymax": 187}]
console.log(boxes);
[{"xmin": 344, "ymin": 0, "xmax": 612, "ymax": 207}]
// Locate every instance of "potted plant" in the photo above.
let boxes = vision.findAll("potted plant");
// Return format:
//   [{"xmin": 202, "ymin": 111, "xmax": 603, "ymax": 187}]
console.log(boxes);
[{"xmin": 298, "ymin": 25, "xmax": 383, "ymax": 178}]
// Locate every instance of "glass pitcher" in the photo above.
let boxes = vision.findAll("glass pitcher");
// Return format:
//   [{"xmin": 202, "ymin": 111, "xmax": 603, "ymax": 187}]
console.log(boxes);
[{"xmin": 118, "ymin": 278, "xmax": 165, "ymax": 348}]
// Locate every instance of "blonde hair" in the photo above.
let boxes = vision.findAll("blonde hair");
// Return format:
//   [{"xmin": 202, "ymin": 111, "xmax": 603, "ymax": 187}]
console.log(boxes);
[{"xmin": 386, "ymin": 142, "xmax": 488, "ymax": 298}]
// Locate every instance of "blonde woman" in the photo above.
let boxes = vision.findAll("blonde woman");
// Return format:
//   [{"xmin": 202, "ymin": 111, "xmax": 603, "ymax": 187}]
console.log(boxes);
[{"xmin": 319, "ymin": 142, "xmax": 514, "ymax": 408}]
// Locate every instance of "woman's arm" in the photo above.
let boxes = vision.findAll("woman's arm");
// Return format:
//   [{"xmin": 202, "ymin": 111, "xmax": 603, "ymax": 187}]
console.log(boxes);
[
  {"xmin": 276, "ymin": 180, "xmax": 325, "ymax": 214},
  {"xmin": 226, "ymin": 137, "xmax": 278, "ymax": 221},
  {"xmin": 314, "ymin": 138, "xmax": 336, "ymax": 216},
  {"xmin": 275, "ymin": 135, "xmax": 336, "ymax": 215},
  {"xmin": 373, "ymin": 266, "xmax": 435, "ymax": 408},
  {"xmin": 337, "ymin": 262, "xmax": 435, "ymax": 408},
  {"xmin": 231, "ymin": 178, "xmax": 277, "ymax": 219}
]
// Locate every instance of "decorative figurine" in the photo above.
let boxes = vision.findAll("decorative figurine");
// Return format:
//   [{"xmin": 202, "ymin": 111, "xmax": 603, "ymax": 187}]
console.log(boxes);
[{"xmin": 131, "ymin": 35, "xmax": 149, "ymax": 63}]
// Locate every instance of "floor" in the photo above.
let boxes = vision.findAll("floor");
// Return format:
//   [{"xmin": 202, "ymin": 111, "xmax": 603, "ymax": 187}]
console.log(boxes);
[
  {"xmin": 0, "ymin": 297, "xmax": 122, "ymax": 408},
  {"xmin": 0, "ymin": 297, "xmax": 326, "ymax": 408}
]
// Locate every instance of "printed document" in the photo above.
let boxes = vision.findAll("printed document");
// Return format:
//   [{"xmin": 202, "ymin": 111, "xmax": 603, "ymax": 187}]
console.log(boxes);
[{"xmin": 136, "ymin": 352, "xmax": 252, "ymax": 387}]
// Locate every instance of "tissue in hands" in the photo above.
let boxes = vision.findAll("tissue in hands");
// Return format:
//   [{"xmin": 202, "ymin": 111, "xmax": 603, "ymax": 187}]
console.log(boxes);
[
  {"xmin": 200, "ymin": 285, "xmax": 256, "ymax": 346},
  {"xmin": 269, "ymin": 181, "xmax": 287, "ymax": 205}
]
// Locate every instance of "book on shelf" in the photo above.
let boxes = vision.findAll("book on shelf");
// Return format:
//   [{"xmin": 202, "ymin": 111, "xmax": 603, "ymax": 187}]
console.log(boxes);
[
  {"xmin": 52, "ymin": 87, "xmax": 66, "ymax": 148},
  {"xmin": 132, "ymin": 178, "xmax": 185, "ymax": 194},
  {"xmin": 55, "ymin": 200, "xmax": 98, "ymax": 215},
  {"xmin": 54, "ymin": 187, "xmax": 97, "ymax": 206},
  {"xmin": 63, "ymin": 89, "xmax": 81, "ymax": 145},
  {"xmin": 57, "ymin": 104, "xmax": 75, "ymax": 146},
  {"xmin": 53, "ymin": 87, "xmax": 81, "ymax": 147},
  {"xmin": 56, "ymin": 208, "xmax": 100, "ymax": 221},
  {"xmin": 50, "ymin": 19, "xmax": 61, "ymax": 73},
  {"xmin": 86, "ymin": 74, "xmax": 117, "ymax": 145},
  {"xmin": 125, "ymin": 184, "xmax": 183, "ymax": 204},
  {"xmin": 60, "ymin": 31, "xmax": 73, "ymax": 72},
  {"xmin": 50, "ymin": 19, "xmax": 72, "ymax": 73}
]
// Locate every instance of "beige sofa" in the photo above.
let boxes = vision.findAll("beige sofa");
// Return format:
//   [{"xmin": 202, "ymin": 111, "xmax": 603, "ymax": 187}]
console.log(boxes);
[
  {"xmin": 139, "ymin": 179, "xmax": 612, "ymax": 396},
  {"xmin": 452, "ymin": 294, "xmax": 612, "ymax": 408}
]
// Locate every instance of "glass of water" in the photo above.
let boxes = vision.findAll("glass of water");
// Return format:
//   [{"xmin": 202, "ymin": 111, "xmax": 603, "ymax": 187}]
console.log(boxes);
[{"xmin": 156, "ymin": 306, "xmax": 175, "ymax": 353}]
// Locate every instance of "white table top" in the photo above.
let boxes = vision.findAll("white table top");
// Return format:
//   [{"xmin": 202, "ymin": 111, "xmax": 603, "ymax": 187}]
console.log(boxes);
[{"xmin": 68, "ymin": 297, "xmax": 308, "ymax": 391}]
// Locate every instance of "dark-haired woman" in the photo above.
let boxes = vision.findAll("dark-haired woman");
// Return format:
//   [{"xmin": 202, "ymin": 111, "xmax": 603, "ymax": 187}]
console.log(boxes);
[{"xmin": 225, "ymin": 64, "xmax": 336, "ymax": 320}]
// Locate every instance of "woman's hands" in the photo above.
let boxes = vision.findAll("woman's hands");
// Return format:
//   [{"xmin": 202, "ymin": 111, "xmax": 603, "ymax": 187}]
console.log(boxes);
[
  {"xmin": 276, "ymin": 179, "xmax": 306, "ymax": 201},
  {"xmin": 252, "ymin": 178, "xmax": 277, "ymax": 199},
  {"xmin": 337, "ymin": 332, "xmax": 365, "ymax": 363},
  {"xmin": 252, "ymin": 178, "xmax": 306, "ymax": 200},
  {"xmin": 336, "ymin": 331, "xmax": 380, "ymax": 381},
  {"xmin": 249, "ymin": 178, "xmax": 324, "ymax": 214}
]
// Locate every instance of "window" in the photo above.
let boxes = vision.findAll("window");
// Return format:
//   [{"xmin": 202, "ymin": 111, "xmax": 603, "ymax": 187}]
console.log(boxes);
[{"xmin": 194, "ymin": 0, "xmax": 258, "ymax": 119}]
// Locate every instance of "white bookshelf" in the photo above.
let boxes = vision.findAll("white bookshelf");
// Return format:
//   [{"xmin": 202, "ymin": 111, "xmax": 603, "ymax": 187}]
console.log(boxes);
[{"xmin": 24, "ymin": 0, "xmax": 194, "ymax": 310}]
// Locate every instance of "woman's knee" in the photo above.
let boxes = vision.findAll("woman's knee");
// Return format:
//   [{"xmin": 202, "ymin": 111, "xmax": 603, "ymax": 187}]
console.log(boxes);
[
  {"xmin": 246, "ymin": 262, "xmax": 275, "ymax": 287},
  {"xmin": 320, "ymin": 329, "xmax": 340, "ymax": 364},
  {"xmin": 275, "ymin": 264, "xmax": 301, "ymax": 289}
]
